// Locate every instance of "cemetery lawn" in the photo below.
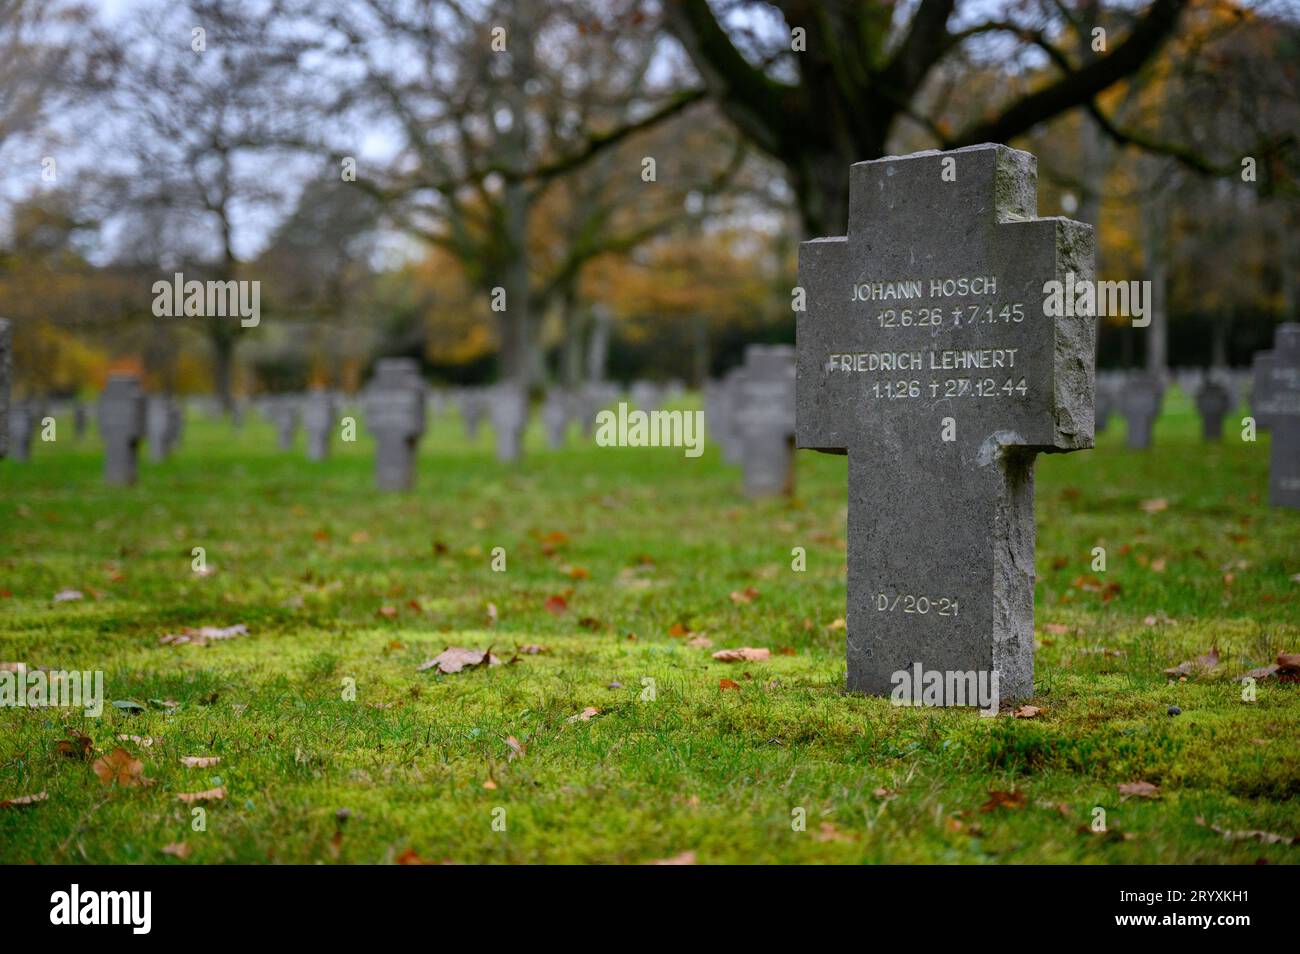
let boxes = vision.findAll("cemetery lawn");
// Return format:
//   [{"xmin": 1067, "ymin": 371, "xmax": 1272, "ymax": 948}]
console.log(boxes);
[{"xmin": 1, "ymin": 390, "xmax": 1297, "ymax": 865}]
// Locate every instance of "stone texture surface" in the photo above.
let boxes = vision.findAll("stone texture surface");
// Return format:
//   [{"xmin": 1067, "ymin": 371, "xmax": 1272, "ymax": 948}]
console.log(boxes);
[
  {"xmin": 365, "ymin": 359, "xmax": 426, "ymax": 491},
  {"xmin": 98, "ymin": 373, "xmax": 145, "ymax": 486},
  {"xmin": 795, "ymin": 144, "xmax": 1095, "ymax": 702},
  {"xmin": 733, "ymin": 344, "xmax": 796, "ymax": 497},
  {"xmin": 1253, "ymin": 323, "xmax": 1300, "ymax": 509}
]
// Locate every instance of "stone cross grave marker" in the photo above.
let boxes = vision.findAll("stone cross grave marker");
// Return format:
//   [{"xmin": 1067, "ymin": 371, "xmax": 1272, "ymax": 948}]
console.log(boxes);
[
  {"xmin": 460, "ymin": 387, "xmax": 488, "ymax": 440},
  {"xmin": 1194, "ymin": 378, "xmax": 1231, "ymax": 442},
  {"xmin": 0, "ymin": 318, "xmax": 9, "ymax": 459},
  {"xmin": 98, "ymin": 373, "xmax": 146, "ymax": 486},
  {"xmin": 733, "ymin": 344, "xmax": 797, "ymax": 497},
  {"xmin": 1119, "ymin": 374, "xmax": 1163, "ymax": 450},
  {"xmin": 630, "ymin": 380, "xmax": 662, "ymax": 413},
  {"xmin": 302, "ymin": 390, "xmax": 336, "ymax": 461},
  {"xmin": 489, "ymin": 383, "xmax": 527, "ymax": 463},
  {"xmin": 1253, "ymin": 323, "xmax": 1300, "ymax": 509},
  {"xmin": 365, "ymin": 359, "xmax": 426, "ymax": 490},
  {"xmin": 146, "ymin": 395, "xmax": 173, "ymax": 462},
  {"xmin": 796, "ymin": 144, "xmax": 1095, "ymax": 702},
  {"xmin": 541, "ymin": 389, "xmax": 570, "ymax": 449},
  {"xmin": 8, "ymin": 399, "xmax": 35, "ymax": 461},
  {"xmin": 716, "ymin": 368, "xmax": 745, "ymax": 464},
  {"xmin": 269, "ymin": 395, "xmax": 299, "ymax": 451}
]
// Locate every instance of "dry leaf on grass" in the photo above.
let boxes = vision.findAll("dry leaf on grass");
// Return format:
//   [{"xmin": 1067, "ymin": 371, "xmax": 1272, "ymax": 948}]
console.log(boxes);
[
  {"xmin": 712, "ymin": 647, "xmax": 771, "ymax": 663},
  {"xmin": 162, "ymin": 842, "xmax": 192, "ymax": 859},
  {"xmin": 159, "ymin": 624, "xmax": 248, "ymax": 647},
  {"xmin": 686, "ymin": 635, "xmax": 713, "ymax": 648},
  {"xmin": 648, "ymin": 851, "xmax": 696, "ymax": 865},
  {"xmin": 505, "ymin": 736, "xmax": 525, "ymax": 761},
  {"xmin": 417, "ymin": 647, "xmax": 501, "ymax": 674},
  {"xmin": 56, "ymin": 734, "xmax": 94, "ymax": 760},
  {"xmin": 0, "ymin": 791, "xmax": 47, "ymax": 809},
  {"xmin": 1012, "ymin": 705, "xmax": 1042, "ymax": 719},
  {"xmin": 1195, "ymin": 817, "xmax": 1296, "ymax": 845},
  {"xmin": 176, "ymin": 787, "xmax": 226, "ymax": 803},
  {"xmin": 544, "ymin": 594, "xmax": 569, "ymax": 615},
  {"xmin": 729, "ymin": 586, "xmax": 760, "ymax": 604},
  {"xmin": 180, "ymin": 756, "xmax": 221, "ymax": 768},
  {"xmin": 1118, "ymin": 780, "xmax": 1160, "ymax": 799},
  {"xmin": 979, "ymin": 790, "xmax": 1026, "ymax": 812},
  {"xmin": 93, "ymin": 748, "xmax": 148, "ymax": 788},
  {"xmin": 116, "ymin": 734, "xmax": 158, "ymax": 747},
  {"xmin": 566, "ymin": 707, "xmax": 599, "ymax": 723},
  {"xmin": 52, "ymin": 589, "xmax": 84, "ymax": 603},
  {"xmin": 1164, "ymin": 647, "xmax": 1220, "ymax": 678},
  {"xmin": 1139, "ymin": 498, "xmax": 1169, "ymax": 514},
  {"xmin": 718, "ymin": 678, "xmax": 741, "ymax": 691}
]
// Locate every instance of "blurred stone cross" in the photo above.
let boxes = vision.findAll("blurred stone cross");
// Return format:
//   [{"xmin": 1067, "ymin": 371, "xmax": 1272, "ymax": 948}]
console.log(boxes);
[
  {"xmin": 99, "ymin": 373, "xmax": 146, "ymax": 486},
  {"xmin": 1252, "ymin": 323, "xmax": 1300, "ymax": 508},
  {"xmin": 795, "ymin": 144, "xmax": 1096, "ymax": 704},
  {"xmin": 302, "ymin": 390, "xmax": 336, "ymax": 461},
  {"xmin": 365, "ymin": 359, "xmax": 426, "ymax": 491},
  {"xmin": 733, "ymin": 344, "xmax": 796, "ymax": 498}
]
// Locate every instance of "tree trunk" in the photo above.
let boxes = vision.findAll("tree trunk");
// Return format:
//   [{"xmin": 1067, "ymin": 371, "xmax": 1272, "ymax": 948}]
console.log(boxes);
[
  {"xmin": 1140, "ymin": 172, "xmax": 1170, "ymax": 379},
  {"xmin": 211, "ymin": 328, "xmax": 236, "ymax": 412},
  {"xmin": 586, "ymin": 305, "xmax": 610, "ymax": 383},
  {"xmin": 559, "ymin": 285, "xmax": 585, "ymax": 389}
]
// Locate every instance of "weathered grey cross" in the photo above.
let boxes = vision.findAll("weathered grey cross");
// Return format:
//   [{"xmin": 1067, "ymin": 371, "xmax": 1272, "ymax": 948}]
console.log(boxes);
[{"xmin": 796, "ymin": 144, "xmax": 1096, "ymax": 702}]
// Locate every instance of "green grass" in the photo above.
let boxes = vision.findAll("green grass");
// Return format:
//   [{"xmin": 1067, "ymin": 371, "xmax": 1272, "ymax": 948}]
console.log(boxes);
[{"xmin": 1, "ymin": 388, "xmax": 1297, "ymax": 864}]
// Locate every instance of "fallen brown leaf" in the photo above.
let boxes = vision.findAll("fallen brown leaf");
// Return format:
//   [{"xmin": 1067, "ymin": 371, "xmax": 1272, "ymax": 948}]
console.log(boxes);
[
  {"xmin": 979, "ymin": 790, "xmax": 1027, "ymax": 812},
  {"xmin": 729, "ymin": 586, "xmax": 760, "ymax": 604},
  {"xmin": 176, "ymin": 786, "xmax": 226, "ymax": 803},
  {"xmin": 1012, "ymin": 705, "xmax": 1042, "ymax": 719},
  {"xmin": 180, "ymin": 756, "xmax": 221, "ymax": 768},
  {"xmin": 162, "ymin": 842, "xmax": 192, "ymax": 859},
  {"xmin": 417, "ymin": 647, "xmax": 501, "ymax": 674},
  {"xmin": 1195, "ymin": 816, "xmax": 1296, "ymax": 845},
  {"xmin": 712, "ymin": 647, "xmax": 771, "ymax": 663},
  {"xmin": 566, "ymin": 706, "xmax": 599, "ymax": 723},
  {"xmin": 648, "ymin": 851, "xmax": 696, "ymax": 865},
  {"xmin": 544, "ymin": 594, "xmax": 569, "ymax": 615},
  {"xmin": 1164, "ymin": 646, "xmax": 1219, "ymax": 678},
  {"xmin": 56, "ymin": 734, "xmax": 94, "ymax": 760},
  {"xmin": 92, "ymin": 747, "xmax": 147, "ymax": 788},
  {"xmin": 1118, "ymin": 780, "xmax": 1160, "ymax": 799},
  {"xmin": 0, "ymin": 791, "xmax": 47, "ymax": 809},
  {"xmin": 718, "ymin": 678, "xmax": 741, "ymax": 691},
  {"xmin": 159, "ymin": 624, "xmax": 248, "ymax": 647}
]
